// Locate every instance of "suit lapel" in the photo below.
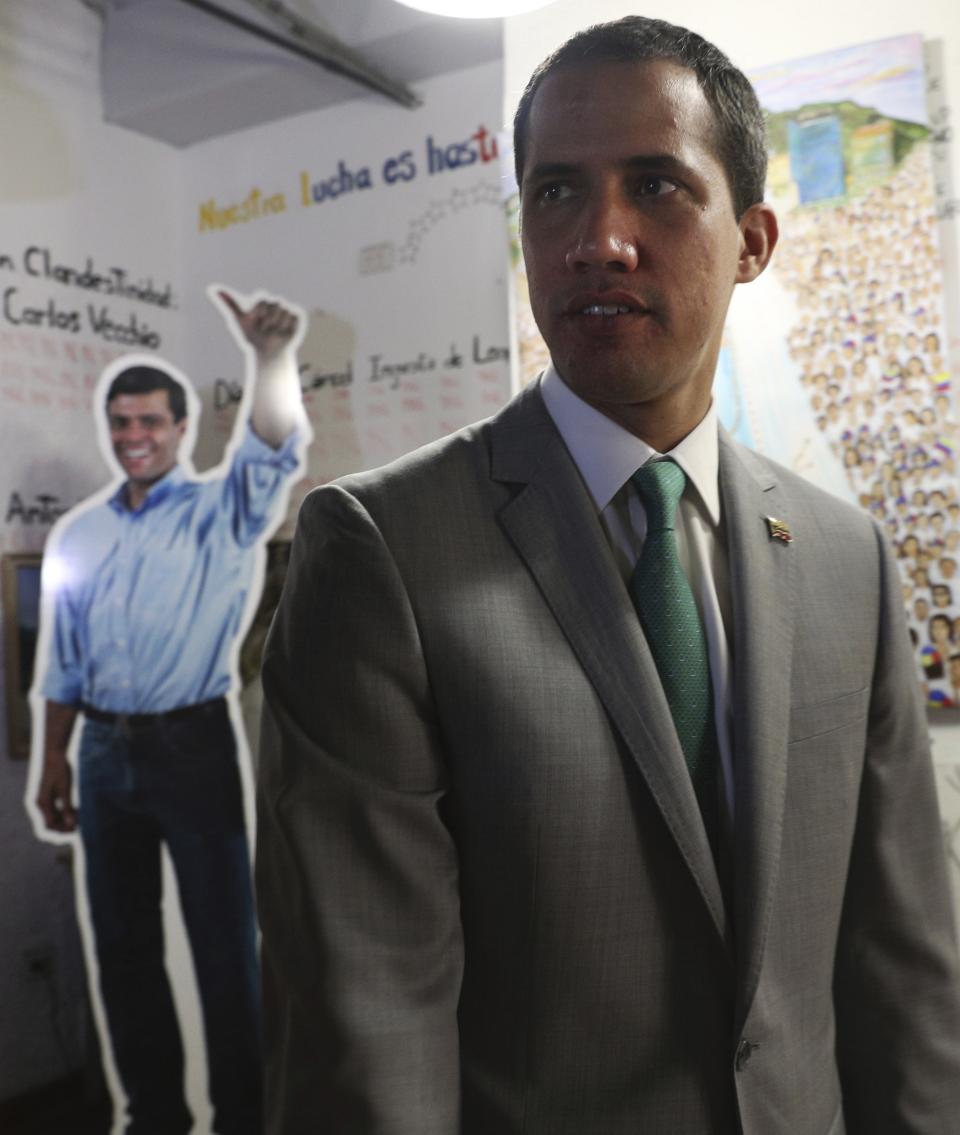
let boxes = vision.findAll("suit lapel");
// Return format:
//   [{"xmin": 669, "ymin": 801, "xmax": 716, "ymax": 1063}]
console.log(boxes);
[
  {"xmin": 490, "ymin": 384, "xmax": 728, "ymax": 944},
  {"xmin": 719, "ymin": 433, "xmax": 796, "ymax": 1029}
]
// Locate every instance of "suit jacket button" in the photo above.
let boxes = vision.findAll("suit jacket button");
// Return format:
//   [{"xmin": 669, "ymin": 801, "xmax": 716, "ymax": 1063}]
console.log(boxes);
[{"xmin": 735, "ymin": 1039, "xmax": 757, "ymax": 1071}]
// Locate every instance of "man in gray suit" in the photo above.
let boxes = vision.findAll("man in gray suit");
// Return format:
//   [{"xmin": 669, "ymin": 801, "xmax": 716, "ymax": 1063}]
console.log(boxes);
[{"xmin": 256, "ymin": 16, "xmax": 960, "ymax": 1134}]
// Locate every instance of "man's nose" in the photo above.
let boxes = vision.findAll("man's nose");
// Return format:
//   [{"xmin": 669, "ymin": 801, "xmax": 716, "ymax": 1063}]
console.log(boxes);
[{"xmin": 565, "ymin": 195, "xmax": 639, "ymax": 273}]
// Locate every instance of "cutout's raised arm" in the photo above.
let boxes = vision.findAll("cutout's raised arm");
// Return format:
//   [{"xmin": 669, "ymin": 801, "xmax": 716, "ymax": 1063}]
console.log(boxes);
[{"xmin": 218, "ymin": 289, "xmax": 305, "ymax": 448}]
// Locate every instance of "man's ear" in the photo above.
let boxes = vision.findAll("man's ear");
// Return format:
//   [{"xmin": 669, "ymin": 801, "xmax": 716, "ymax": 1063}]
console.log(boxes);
[{"xmin": 736, "ymin": 202, "xmax": 779, "ymax": 284}]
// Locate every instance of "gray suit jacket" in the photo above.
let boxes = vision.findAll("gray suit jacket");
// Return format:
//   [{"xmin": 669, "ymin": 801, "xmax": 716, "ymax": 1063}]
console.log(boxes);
[{"xmin": 257, "ymin": 381, "xmax": 960, "ymax": 1134}]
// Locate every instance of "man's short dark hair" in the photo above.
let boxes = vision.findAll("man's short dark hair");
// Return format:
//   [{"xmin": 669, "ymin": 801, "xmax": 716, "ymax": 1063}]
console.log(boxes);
[
  {"xmin": 106, "ymin": 365, "xmax": 188, "ymax": 423},
  {"xmin": 513, "ymin": 15, "xmax": 767, "ymax": 218}
]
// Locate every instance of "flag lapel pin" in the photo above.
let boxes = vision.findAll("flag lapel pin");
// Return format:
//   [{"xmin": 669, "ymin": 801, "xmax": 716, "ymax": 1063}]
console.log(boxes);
[{"xmin": 765, "ymin": 516, "xmax": 793, "ymax": 543}]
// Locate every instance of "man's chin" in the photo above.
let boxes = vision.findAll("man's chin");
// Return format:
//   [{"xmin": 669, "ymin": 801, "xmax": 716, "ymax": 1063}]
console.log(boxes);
[
  {"xmin": 124, "ymin": 464, "xmax": 170, "ymax": 487},
  {"xmin": 555, "ymin": 361, "xmax": 666, "ymax": 407}
]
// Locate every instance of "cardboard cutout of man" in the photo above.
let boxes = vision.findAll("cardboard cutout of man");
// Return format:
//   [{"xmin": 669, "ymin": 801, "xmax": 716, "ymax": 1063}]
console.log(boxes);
[{"xmin": 27, "ymin": 287, "xmax": 308, "ymax": 1135}]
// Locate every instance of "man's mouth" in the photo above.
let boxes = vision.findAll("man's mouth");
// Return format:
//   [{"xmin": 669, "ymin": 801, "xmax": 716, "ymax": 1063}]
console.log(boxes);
[
  {"xmin": 581, "ymin": 303, "xmax": 633, "ymax": 316},
  {"xmin": 565, "ymin": 291, "xmax": 653, "ymax": 320}
]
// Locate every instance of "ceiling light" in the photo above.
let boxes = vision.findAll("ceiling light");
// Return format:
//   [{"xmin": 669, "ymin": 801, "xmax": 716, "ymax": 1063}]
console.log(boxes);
[{"xmin": 393, "ymin": 0, "xmax": 554, "ymax": 17}]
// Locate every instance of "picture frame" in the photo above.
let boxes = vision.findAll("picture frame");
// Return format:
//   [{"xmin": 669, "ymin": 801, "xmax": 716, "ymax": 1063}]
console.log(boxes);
[{"xmin": 2, "ymin": 552, "xmax": 42, "ymax": 760}]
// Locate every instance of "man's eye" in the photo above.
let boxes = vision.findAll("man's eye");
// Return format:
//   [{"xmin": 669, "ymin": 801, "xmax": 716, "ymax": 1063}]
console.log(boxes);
[
  {"xmin": 537, "ymin": 182, "xmax": 572, "ymax": 204},
  {"xmin": 637, "ymin": 175, "xmax": 677, "ymax": 197}
]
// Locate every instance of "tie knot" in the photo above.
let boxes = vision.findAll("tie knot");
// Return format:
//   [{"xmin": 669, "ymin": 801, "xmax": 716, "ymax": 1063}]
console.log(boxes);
[{"xmin": 631, "ymin": 460, "xmax": 686, "ymax": 532}]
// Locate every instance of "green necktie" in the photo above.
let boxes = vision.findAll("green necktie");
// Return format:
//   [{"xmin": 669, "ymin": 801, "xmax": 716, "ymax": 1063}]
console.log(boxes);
[{"xmin": 629, "ymin": 460, "xmax": 718, "ymax": 842}]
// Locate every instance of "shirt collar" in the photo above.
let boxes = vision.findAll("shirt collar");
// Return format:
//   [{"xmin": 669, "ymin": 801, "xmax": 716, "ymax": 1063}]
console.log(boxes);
[
  {"xmin": 108, "ymin": 463, "xmax": 186, "ymax": 515},
  {"xmin": 540, "ymin": 364, "xmax": 721, "ymax": 525}
]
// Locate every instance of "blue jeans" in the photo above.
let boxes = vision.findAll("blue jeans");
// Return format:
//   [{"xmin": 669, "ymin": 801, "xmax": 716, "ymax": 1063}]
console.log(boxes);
[{"xmin": 78, "ymin": 700, "xmax": 262, "ymax": 1135}]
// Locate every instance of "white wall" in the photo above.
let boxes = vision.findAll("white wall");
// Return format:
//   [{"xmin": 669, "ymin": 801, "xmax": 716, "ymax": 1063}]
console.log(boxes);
[
  {"xmin": 181, "ymin": 60, "xmax": 510, "ymax": 532},
  {"xmin": 0, "ymin": 0, "xmax": 184, "ymax": 1102},
  {"xmin": 505, "ymin": 0, "xmax": 960, "ymax": 122}
]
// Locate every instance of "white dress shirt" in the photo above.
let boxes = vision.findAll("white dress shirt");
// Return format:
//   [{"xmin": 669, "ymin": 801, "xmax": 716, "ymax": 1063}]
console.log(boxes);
[{"xmin": 540, "ymin": 366, "xmax": 735, "ymax": 816}]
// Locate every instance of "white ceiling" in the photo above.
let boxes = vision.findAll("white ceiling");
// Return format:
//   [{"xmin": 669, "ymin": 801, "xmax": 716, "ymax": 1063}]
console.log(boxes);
[{"xmin": 100, "ymin": 0, "xmax": 503, "ymax": 146}]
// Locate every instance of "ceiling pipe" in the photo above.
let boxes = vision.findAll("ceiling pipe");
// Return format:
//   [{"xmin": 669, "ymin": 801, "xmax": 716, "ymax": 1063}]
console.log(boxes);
[{"xmin": 174, "ymin": 0, "xmax": 422, "ymax": 108}]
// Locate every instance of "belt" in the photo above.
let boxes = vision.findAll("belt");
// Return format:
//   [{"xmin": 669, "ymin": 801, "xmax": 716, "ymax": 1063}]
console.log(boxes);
[{"xmin": 81, "ymin": 697, "xmax": 225, "ymax": 730}]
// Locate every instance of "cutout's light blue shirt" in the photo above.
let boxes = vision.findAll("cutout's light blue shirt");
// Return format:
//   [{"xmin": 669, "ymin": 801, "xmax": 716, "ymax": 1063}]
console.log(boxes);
[{"xmin": 42, "ymin": 426, "xmax": 298, "ymax": 713}]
